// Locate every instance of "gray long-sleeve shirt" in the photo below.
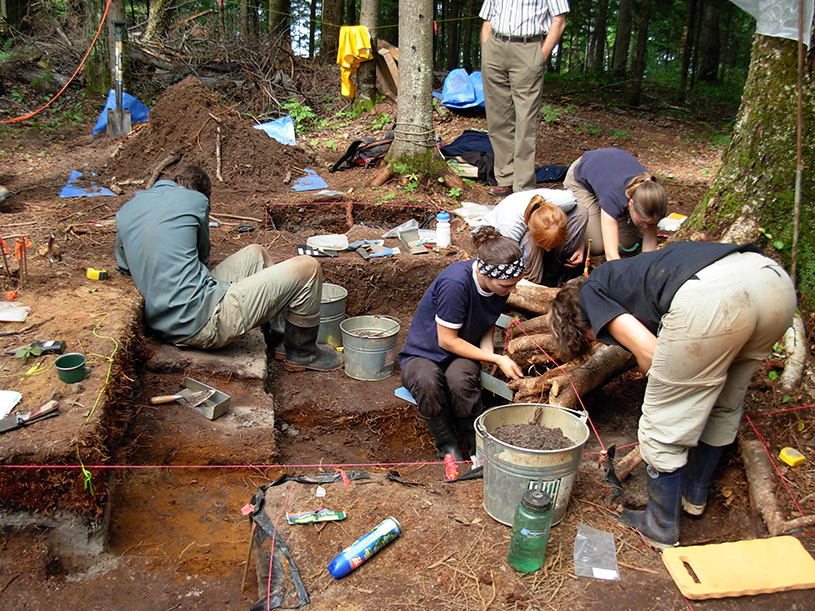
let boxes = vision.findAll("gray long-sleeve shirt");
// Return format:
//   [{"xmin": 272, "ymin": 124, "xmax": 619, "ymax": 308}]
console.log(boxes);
[{"xmin": 115, "ymin": 180, "xmax": 228, "ymax": 342}]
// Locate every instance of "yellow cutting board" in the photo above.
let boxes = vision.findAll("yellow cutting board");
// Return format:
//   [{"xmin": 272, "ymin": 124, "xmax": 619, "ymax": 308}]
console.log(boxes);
[{"xmin": 662, "ymin": 536, "xmax": 815, "ymax": 600}]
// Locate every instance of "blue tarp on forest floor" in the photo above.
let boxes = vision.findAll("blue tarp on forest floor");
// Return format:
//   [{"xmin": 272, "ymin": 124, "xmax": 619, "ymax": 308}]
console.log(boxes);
[{"xmin": 433, "ymin": 69, "xmax": 485, "ymax": 109}]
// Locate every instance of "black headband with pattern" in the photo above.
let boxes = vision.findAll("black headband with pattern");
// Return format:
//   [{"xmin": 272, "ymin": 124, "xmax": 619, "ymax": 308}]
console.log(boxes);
[{"xmin": 476, "ymin": 256, "xmax": 525, "ymax": 280}]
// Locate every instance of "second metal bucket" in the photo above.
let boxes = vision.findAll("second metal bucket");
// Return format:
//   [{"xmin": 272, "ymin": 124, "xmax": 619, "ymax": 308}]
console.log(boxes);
[
  {"xmin": 340, "ymin": 315, "xmax": 400, "ymax": 380},
  {"xmin": 475, "ymin": 403, "xmax": 589, "ymax": 527},
  {"xmin": 317, "ymin": 283, "xmax": 348, "ymax": 348}
]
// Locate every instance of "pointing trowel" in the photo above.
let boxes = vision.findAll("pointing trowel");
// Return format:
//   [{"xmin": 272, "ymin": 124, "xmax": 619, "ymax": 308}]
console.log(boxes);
[{"xmin": 150, "ymin": 389, "xmax": 215, "ymax": 408}]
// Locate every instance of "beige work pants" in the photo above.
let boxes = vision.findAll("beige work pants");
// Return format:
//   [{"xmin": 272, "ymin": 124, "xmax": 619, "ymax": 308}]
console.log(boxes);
[
  {"xmin": 639, "ymin": 251, "xmax": 796, "ymax": 471},
  {"xmin": 182, "ymin": 245, "xmax": 322, "ymax": 349},
  {"xmin": 481, "ymin": 36, "xmax": 545, "ymax": 193}
]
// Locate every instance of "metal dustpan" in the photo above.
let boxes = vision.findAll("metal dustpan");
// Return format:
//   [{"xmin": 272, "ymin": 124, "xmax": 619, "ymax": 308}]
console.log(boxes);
[{"xmin": 184, "ymin": 376, "xmax": 230, "ymax": 420}]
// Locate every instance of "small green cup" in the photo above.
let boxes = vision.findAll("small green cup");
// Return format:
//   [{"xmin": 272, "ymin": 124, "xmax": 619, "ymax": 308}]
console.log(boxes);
[{"xmin": 55, "ymin": 353, "xmax": 90, "ymax": 384}]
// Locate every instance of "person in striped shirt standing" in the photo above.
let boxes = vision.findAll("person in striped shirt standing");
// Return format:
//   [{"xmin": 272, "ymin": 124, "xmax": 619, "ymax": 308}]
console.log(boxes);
[{"xmin": 479, "ymin": 0, "xmax": 569, "ymax": 197}]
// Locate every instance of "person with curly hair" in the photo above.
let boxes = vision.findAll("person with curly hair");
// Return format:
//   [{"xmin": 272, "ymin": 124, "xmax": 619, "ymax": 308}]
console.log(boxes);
[
  {"xmin": 399, "ymin": 227, "xmax": 525, "ymax": 462},
  {"xmin": 563, "ymin": 147, "xmax": 667, "ymax": 261},
  {"xmin": 476, "ymin": 188, "xmax": 588, "ymax": 286},
  {"xmin": 547, "ymin": 241, "xmax": 796, "ymax": 548}
]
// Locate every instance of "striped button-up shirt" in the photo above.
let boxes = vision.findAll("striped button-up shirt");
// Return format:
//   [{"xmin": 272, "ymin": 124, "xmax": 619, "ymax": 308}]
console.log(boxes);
[{"xmin": 479, "ymin": 0, "xmax": 570, "ymax": 37}]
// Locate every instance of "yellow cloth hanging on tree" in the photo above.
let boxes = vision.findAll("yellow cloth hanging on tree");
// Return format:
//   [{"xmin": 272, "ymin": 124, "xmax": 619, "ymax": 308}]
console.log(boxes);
[{"xmin": 337, "ymin": 26, "xmax": 373, "ymax": 99}]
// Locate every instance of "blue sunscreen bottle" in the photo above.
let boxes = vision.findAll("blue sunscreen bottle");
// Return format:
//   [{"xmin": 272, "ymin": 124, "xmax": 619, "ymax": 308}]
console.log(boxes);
[{"xmin": 327, "ymin": 516, "xmax": 401, "ymax": 579}]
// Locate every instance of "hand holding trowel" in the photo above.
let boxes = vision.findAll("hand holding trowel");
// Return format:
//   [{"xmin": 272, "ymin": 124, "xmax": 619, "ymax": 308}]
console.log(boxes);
[{"xmin": 150, "ymin": 389, "xmax": 214, "ymax": 408}]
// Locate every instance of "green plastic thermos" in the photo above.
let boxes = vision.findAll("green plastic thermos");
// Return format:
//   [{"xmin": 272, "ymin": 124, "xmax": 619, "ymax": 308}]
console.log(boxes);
[{"xmin": 507, "ymin": 489, "xmax": 553, "ymax": 573}]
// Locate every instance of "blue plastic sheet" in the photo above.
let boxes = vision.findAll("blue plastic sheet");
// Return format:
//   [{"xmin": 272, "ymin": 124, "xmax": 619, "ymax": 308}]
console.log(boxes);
[
  {"xmin": 254, "ymin": 115, "xmax": 297, "ymax": 146},
  {"xmin": 291, "ymin": 168, "xmax": 328, "ymax": 191},
  {"xmin": 438, "ymin": 69, "xmax": 485, "ymax": 109},
  {"xmin": 92, "ymin": 90, "xmax": 150, "ymax": 135},
  {"xmin": 59, "ymin": 170, "xmax": 116, "ymax": 198}
]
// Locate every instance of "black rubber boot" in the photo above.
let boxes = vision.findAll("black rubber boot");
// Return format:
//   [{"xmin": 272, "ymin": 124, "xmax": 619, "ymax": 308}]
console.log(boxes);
[
  {"xmin": 260, "ymin": 315, "xmax": 285, "ymax": 360},
  {"xmin": 619, "ymin": 466, "xmax": 683, "ymax": 550},
  {"xmin": 282, "ymin": 321, "xmax": 343, "ymax": 372},
  {"xmin": 423, "ymin": 414, "xmax": 464, "ymax": 462},
  {"xmin": 682, "ymin": 441, "xmax": 724, "ymax": 516}
]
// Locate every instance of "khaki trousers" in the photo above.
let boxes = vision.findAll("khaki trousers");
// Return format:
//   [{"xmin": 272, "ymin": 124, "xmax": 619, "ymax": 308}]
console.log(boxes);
[
  {"xmin": 481, "ymin": 36, "xmax": 546, "ymax": 192},
  {"xmin": 182, "ymin": 245, "xmax": 322, "ymax": 349},
  {"xmin": 638, "ymin": 251, "xmax": 796, "ymax": 471},
  {"xmin": 563, "ymin": 157, "xmax": 641, "ymax": 257}
]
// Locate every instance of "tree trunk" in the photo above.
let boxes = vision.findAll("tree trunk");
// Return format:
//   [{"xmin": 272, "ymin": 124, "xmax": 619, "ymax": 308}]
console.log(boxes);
[
  {"xmin": 268, "ymin": 0, "xmax": 290, "ymax": 49},
  {"xmin": 548, "ymin": 345, "xmax": 638, "ymax": 409},
  {"xmin": 143, "ymin": 0, "xmax": 172, "ymax": 41},
  {"xmin": 697, "ymin": 0, "xmax": 720, "ymax": 83},
  {"xmin": 463, "ymin": 0, "xmax": 476, "ymax": 72},
  {"xmin": 587, "ymin": 0, "xmax": 608, "ymax": 73},
  {"xmin": 309, "ymin": 0, "xmax": 317, "ymax": 58},
  {"xmin": 239, "ymin": 0, "xmax": 249, "ymax": 41},
  {"xmin": 611, "ymin": 0, "xmax": 632, "ymax": 78},
  {"xmin": 321, "ymin": 0, "xmax": 343, "ymax": 59},
  {"xmin": 385, "ymin": 0, "xmax": 436, "ymax": 171},
  {"xmin": 627, "ymin": 0, "xmax": 651, "ymax": 106},
  {"xmin": 356, "ymin": 0, "xmax": 379, "ymax": 108},
  {"xmin": 682, "ymin": 33, "xmax": 815, "ymax": 300},
  {"xmin": 679, "ymin": 0, "xmax": 698, "ymax": 101},
  {"xmin": 445, "ymin": 0, "xmax": 461, "ymax": 70},
  {"xmin": 84, "ymin": 0, "xmax": 111, "ymax": 94}
]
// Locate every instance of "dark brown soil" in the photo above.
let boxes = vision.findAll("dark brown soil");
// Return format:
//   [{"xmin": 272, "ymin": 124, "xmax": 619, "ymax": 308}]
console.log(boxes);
[{"xmin": 493, "ymin": 423, "xmax": 573, "ymax": 451}]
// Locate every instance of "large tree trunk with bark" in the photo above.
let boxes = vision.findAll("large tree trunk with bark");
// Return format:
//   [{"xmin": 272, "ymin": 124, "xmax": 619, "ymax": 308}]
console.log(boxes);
[
  {"xmin": 143, "ymin": 0, "xmax": 173, "ymax": 41},
  {"xmin": 681, "ymin": 33, "xmax": 815, "ymax": 301},
  {"xmin": 587, "ymin": 0, "xmax": 608, "ymax": 73},
  {"xmin": 321, "ymin": 0, "xmax": 343, "ymax": 59},
  {"xmin": 628, "ymin": 0, "xmax": 651, "ymax": 106},
  {"xmin": 84, "ymin": 0, "xmax": 111, "ymax": 94},
  {"xmin": 611, "ymin": 0, "xmax": 632, "ymax": 78},
  {"xmin": 697, "ymin": 0, "xmax": 720, "ymax": 83},
  {"xmin": 679, "ymin": 0, "xmax": 699, "ymax": 101},
  {"xmin": 355, "ymin": 0, "xmax": 379, "ymax": 109},
  {"xmin": 384, "ymin": 0, "xmax": 436, "ymax": 172}
]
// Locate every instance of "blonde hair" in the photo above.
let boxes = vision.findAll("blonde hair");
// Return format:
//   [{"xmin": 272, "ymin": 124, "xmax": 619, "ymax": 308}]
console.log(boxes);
[
  {"xmin": 625, "ymin": 173, "xmax": 667, "ymax": 222},
  {"xmin": 524, "ymin": 195, "xmax": 568, "ymax": 250}
]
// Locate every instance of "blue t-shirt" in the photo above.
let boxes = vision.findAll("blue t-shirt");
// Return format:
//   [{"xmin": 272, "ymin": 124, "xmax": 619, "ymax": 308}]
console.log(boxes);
[
  {"xmin": 573, "ymin": 148, "xmax": 647, "ymax": 220},
  {"xmin": 399, "ymin": 260, "xmax": 509, "ymax": 366}
]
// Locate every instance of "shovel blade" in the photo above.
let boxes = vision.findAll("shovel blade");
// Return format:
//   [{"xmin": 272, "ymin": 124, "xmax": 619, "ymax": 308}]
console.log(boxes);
[{"xmin": 107, "ymin": 108, "xmax": 132, "ymax": 138}]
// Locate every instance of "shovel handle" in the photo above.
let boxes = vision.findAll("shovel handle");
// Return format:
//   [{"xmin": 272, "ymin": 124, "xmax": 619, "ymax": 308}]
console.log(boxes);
[{"xmin": 150, "ymin": 394, "xmax": 180, "ymax": 405}]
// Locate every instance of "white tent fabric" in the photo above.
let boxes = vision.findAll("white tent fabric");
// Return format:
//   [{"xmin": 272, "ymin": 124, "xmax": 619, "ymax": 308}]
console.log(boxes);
[{"xmin": 730, "ymin": 0, "xmax": 814, "ymax": 47}]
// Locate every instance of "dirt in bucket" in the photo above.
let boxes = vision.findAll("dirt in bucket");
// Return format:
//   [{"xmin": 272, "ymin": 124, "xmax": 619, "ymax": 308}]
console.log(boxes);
[{"xmin": 493, "ymin": 423, "xmax": 572, "ymax": 450}]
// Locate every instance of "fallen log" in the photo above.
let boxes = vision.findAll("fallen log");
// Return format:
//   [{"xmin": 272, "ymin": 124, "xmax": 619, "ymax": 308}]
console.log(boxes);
[
  {"xmin": 507, "ymin": 333, "xmax": 558, "ymax": 356},
  {"xmin": 506, "ymin": 280, "xmax": 558, "ymax": 315},
  {"xmin": 508, "ymin": 314, "xmax": 550, "ymax": 340},
  {"xmin": 615, "ymin": 446, "xmax": 644, "ymax": 480},
  {"xmin": 509, "ymin": 359, "xmax": 582, "ymax": 402},
  {"xmin": 146, "ymin": 153, "xmax": 181, "ymax": 189},
  {"xmin": 548, "ymin": 345, "xmax": 637, "ymax": 410},
  {"xmin": 778, "ymin": 311, "xmax": 806, "ymax": 396}
]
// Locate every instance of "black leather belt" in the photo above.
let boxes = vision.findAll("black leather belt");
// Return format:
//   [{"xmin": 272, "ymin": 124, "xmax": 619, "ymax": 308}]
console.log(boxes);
[{"xmin": 492, "ymin": 32, "xmax": 544, "ymax": 43}]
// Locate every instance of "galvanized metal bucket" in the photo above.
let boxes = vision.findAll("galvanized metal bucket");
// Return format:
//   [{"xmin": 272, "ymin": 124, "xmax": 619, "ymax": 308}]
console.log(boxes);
[
  {"xmin": 340, "ymin": 315, "xmax": 400, "ymax": 381},
  {"xmin": 475, "ymin": 403, "xmax": 589, "ymax": 526},
  {"xmin": 317, "ymin": 283, "xmax": 348, "ymax": 348}
]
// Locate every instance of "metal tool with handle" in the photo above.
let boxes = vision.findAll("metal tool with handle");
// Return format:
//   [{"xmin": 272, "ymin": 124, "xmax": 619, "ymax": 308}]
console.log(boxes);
[
  {"xmin": 0, "ymin": 400, "xmax": 60, "ymax": 434},
  {"xmin": 150, "ymin": 389, "xmax": 214, "ymax": 407},
  {"xmin": 107, "ymin": 20, "xmax": 131, "ymax": 138}
]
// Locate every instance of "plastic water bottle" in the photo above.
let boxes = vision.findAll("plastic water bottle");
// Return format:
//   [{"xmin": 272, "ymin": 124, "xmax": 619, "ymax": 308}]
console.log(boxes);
[
  {"xmin": 507, "ymin": 490, "xmax": 553, "ymax": 573},
  {"xmin": 327, "ymin": 516, "xmax": 401, "ymax": 579},
  {"xmin": 436, "ymin": 211, "xmax": 451, "ymax": 248}
]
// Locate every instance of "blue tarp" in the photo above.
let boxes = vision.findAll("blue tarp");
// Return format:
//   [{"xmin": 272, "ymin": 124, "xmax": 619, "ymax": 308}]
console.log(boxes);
[
  {"xmin": 254, "ymin": 115, "xmax": 296, "ymax": 146},
  {"xmin": 59, "ymin": 170, "xmax": 116, "ymax": 198},
  {"xmin": 435, "ymin": 69, "xmax": 485, "ymax": 109},
  {"xmin": 92, "ymin": 90, "xmax": 150, "ymax": 135},
  {"xmin": 291, "ymin": 168, "xmax": 329, "ymax": 191}
]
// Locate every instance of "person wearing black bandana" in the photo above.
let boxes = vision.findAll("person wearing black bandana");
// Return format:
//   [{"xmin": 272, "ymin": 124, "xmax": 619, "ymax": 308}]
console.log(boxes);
[{"xmin": 399, "ymin": 227, "xmax": 525, "ymax": 462}]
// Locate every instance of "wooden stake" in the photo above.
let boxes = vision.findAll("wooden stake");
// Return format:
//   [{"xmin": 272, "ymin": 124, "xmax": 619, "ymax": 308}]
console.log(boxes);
[
  {"xmin": 241, "ymin": 522, "xmax": 257, "ymax": 592},
  {"xmin": 583, "ymin": 239, "xmax": 592, "ymax": 276}
]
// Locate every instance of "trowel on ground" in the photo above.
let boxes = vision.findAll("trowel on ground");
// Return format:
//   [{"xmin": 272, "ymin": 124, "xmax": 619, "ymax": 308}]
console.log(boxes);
[{"xmin": 150, "ymin": 388, "xmax": 215, "ymax": 408}]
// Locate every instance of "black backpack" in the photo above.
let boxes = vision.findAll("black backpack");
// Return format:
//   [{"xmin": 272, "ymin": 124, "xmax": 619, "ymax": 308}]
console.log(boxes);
[{"xmin": 330, "ymin": 130, "xmax": 394, "ymax": 172}]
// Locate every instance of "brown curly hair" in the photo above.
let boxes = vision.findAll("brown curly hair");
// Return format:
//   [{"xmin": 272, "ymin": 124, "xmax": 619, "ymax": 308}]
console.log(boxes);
[
  {"xmin": 172, "ymin": 164, "xmax": 212, "ymax": 199},
  {"xmin": 547, "ymin": 276, "xmax": 592, "ymax": 361},
  {"xmin": 471, "ymin": 226, "xmax": 523, "ymax": 265}
]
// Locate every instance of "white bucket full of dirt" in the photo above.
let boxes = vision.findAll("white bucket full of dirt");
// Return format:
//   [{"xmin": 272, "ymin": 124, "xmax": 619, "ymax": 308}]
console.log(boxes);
[{"xmin": 475, "ymin": 403, "xmax": 589, "ymax": 526}]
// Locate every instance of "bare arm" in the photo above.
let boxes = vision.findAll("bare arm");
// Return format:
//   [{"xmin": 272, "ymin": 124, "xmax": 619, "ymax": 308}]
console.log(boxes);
[
  {"xmin": 438, "ymin": 324, "xmax": 523, "ymax": 380},
  {"xmin": 600, "ymin": 210, "xmax": 621, "ymax": 260},
  {"xmin": 541, "ymin": 14, "xmax": 566, "ymax": 60},
  {"xmin": 606, "ymin": 313, "xmax": 657, "ymax": 373},
  {"xmin": 641, "ymin": 225, "xmax": 658, "ymax": 253},
  {"xmin": 481, "ymin": 20, "xmax": 493, "ymax": 44},
  {"xmin": 565, "ymin": 242, "xmax": 585, "ymax": 268}
]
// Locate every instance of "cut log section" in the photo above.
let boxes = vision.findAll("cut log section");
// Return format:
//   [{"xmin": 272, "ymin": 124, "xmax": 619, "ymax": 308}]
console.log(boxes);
[
  {"xmin": 548, "ymin": 345, "xmax": 637, "ymax": 410},
  {"xmin": 506, "ymin": 281, "xmax": 559, "ymax": 315}
]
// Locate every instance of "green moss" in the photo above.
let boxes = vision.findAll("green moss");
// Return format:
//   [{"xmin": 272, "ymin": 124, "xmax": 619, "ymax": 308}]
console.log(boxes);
[{"xmin": 388, "ymin": 151, "xmax": 448, "ymax": 177}]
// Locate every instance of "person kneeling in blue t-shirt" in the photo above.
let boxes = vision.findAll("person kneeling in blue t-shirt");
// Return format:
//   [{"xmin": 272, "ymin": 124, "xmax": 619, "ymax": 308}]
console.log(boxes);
[{"xmin": 399, "ymin": 227, "xmax": 524, "ymax": 461}]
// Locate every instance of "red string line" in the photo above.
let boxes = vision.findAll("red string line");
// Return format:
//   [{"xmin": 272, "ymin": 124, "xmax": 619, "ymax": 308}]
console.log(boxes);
[
  {"xmin": 745, "ymin": 414, "xmax": 806, "ymax": 518},
  {"xmin": 746, "ymin": 402, "xmax": 815, "ymax": 418},
  {"xmin": 263, "ymin": 200, "xmax": 439, "ymax": 209}
]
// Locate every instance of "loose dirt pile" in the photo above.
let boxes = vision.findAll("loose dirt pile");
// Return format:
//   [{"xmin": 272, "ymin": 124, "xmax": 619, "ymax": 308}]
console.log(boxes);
[
  {"xmin": 493, "ymin": 423, "xmax": 572, "ymax": 450},
  {"xmin": 96, "ymin": 76, "xmax": 315, "ymax": 185}
]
